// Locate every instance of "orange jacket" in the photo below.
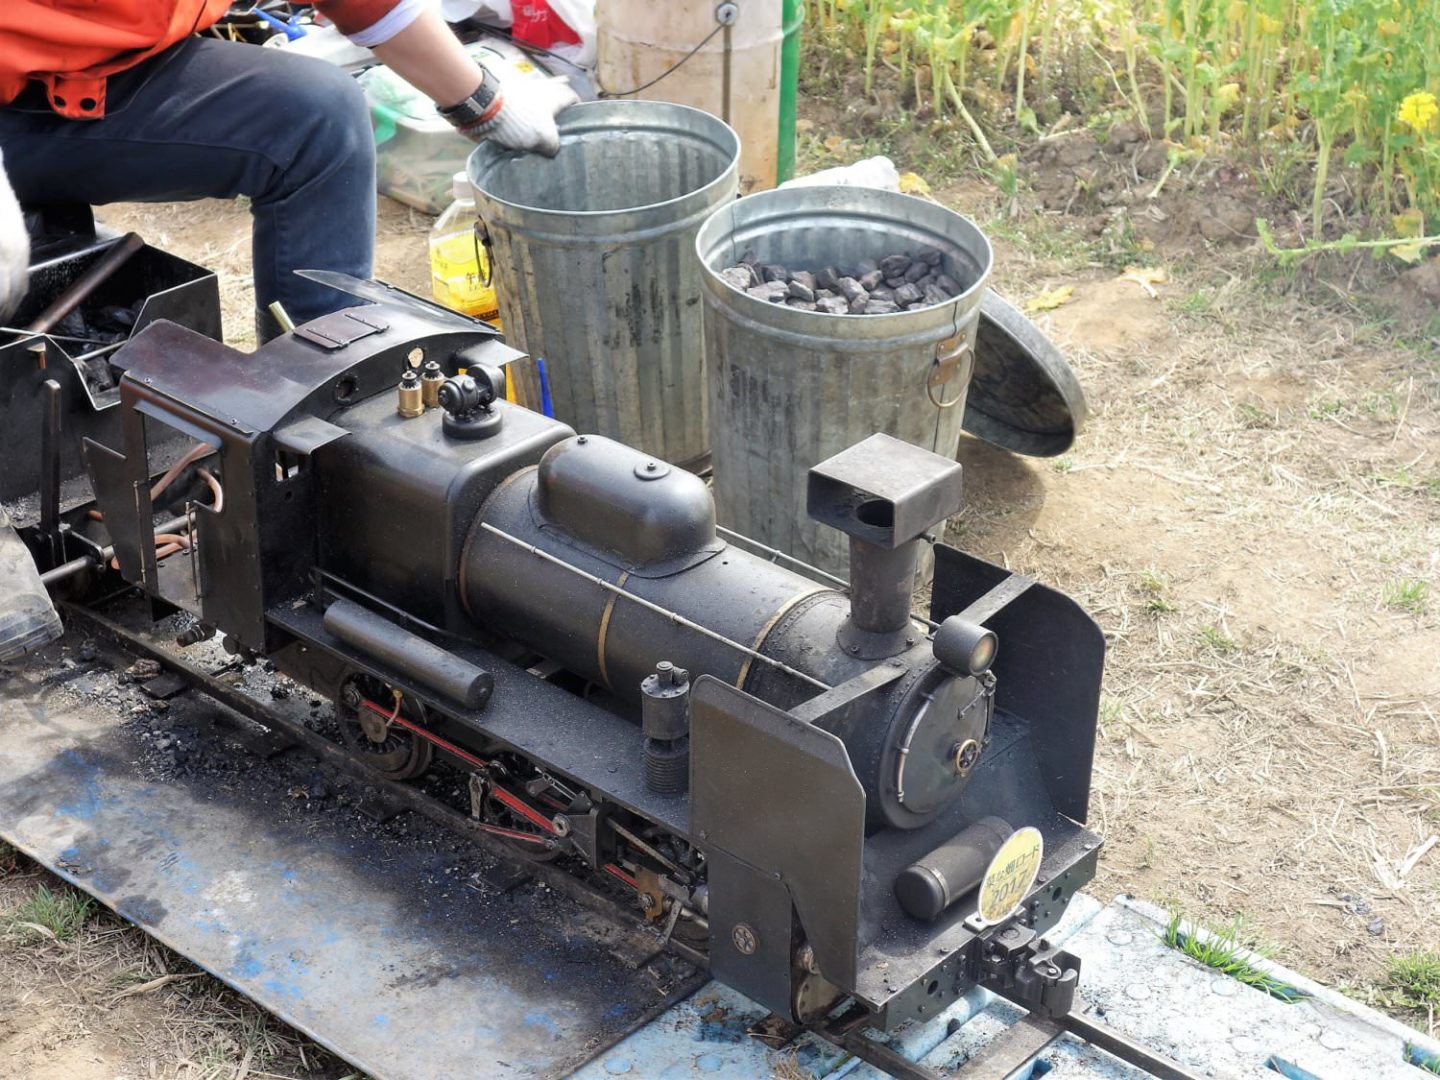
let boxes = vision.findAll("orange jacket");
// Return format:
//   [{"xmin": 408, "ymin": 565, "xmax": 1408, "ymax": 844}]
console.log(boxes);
[{"xmin": 0, "ymin": 0, "xmax": 398, "ymax": 120}]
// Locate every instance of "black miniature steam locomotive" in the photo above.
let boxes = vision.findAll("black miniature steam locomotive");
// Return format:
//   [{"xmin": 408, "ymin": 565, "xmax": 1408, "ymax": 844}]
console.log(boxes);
[
  {"xmin": 72, "ymin": 305, "xmax": 1105, "ymax": 1031},
  {"xmin": 6, "ymin": 221, "xmax": 1106, "ymax": 1035}
]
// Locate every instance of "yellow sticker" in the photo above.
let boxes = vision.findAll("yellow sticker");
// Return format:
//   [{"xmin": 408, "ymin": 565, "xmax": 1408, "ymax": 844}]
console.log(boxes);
[{"xmin": 976, "ymin": 826, "xmax": 1044, "ymax": 926}]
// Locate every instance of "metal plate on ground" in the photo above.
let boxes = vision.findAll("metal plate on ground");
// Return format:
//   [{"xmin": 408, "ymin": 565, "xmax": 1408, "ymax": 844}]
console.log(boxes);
[
  {"xmin": 578, "ymin": 893, "xmax": 1440, "ymax": 1079},
  {"xmin": 963, "ymin": 288, "xmax": 1088, "ymax": 457},
  {"xmin": 0, "ymin": 634, "xmax": 701, "ymax": 1080}
]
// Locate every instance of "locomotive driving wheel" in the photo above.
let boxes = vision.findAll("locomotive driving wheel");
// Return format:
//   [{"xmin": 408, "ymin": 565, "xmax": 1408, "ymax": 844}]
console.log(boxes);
[{"xmin": 337, "ymin": 673, "xmax": 435, "ymax": 781}]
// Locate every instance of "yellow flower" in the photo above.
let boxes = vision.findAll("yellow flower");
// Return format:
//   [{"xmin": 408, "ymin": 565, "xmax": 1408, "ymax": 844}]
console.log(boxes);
[{"xmin": 1398, "ymin": 91, "xmax": 1439, "ymax": 134}]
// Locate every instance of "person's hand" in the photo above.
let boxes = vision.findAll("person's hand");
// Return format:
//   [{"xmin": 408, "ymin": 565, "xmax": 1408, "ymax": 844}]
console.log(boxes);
[
  {"xmin": 447, "ymin": 70, "xmax": 580, "ymax": 157},
  {"xmin": 0, "ymin": 149, "xmax": 29, "ymax": 322}
]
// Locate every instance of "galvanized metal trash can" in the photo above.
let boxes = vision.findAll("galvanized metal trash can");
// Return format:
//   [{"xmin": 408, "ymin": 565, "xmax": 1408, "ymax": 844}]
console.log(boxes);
[
  {"xmin": 696, "ymin": 186, "xmax": 993, "ymax": 576},
  {"xmin": 468, "ymin": 101, "xmax": 740, "ymax": 467}
]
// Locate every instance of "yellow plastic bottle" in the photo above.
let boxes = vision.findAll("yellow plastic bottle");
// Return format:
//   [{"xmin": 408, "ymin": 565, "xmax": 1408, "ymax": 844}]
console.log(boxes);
[{"xmin": 429, "ymin": 172, "xmax": 500, "ymax": 324}]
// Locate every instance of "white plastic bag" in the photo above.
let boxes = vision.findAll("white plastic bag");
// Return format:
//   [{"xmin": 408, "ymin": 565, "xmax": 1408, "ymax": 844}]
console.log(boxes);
[
  {"xmin": 540, "ymin": 0, "xmax": 596, "ymax": 67},
  {"xmin": 779, "ymin": 155, "xmax": 901, "ymax": 192}
]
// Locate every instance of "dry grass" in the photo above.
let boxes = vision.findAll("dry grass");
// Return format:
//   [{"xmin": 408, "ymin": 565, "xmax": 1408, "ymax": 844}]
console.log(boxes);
[
  {"xmin": 0, "ymin": 848, "xmax": 359, "ymax": 1078},
  {"xmin": 955, "ymin": 178, "xmax": 1440, "ymax": 1035}
]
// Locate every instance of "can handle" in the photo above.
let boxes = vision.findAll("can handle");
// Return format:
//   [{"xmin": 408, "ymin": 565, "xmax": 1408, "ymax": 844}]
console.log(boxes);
[
  {"xmin": 926, "ymin": 335, "xmax": 972, "ymax": 409},
  {"xmin": 472, "ymin": 218, "xmax": 494, "ymax": 289}
]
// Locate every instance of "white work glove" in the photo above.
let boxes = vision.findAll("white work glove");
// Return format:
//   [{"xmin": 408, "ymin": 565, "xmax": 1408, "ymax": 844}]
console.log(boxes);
[
  {"xmin": 0, "ymin": 148, "xmax": 29, "ymax": 323},
  {"xmin": 443, "ymin": 68, "xmax": 580, "ymax": 158}
]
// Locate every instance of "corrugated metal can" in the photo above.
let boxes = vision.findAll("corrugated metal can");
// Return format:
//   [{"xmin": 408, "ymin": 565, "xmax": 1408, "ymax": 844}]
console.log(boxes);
[
  {"xmin": 468, "ymin": 101, "xmax": 740, "ymax": 467},
  {"xmin": 696, "ymin": 186, "xmax": 993, "ymax": 575}
]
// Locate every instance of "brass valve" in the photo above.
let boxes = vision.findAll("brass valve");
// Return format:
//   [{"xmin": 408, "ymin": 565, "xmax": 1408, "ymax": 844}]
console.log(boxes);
[
  {"xmin": 396, "ymin": 370, "xmax": 424, "ymax": 418},
  {"xmin": 420, "ymin": 360, "xmax": 444, "ymax": 408}
]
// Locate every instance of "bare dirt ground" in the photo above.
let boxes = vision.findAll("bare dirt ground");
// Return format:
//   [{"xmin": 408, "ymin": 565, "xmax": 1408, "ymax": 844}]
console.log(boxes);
[{"xmin": 3, "ymin": 96, "xmax": 1438, "ymax": 1078}]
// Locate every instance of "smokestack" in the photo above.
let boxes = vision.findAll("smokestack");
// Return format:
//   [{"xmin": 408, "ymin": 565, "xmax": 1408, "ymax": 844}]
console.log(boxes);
[{"xmin": 807, "ymin": 434, "xmax": 965, "ymax": 660}]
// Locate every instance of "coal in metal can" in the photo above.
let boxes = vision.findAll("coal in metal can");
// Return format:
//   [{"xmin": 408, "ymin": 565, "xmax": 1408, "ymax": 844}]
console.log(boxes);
[{"xmin": 696, "ymin": 185, "xmax": 993, "ymax": 576}]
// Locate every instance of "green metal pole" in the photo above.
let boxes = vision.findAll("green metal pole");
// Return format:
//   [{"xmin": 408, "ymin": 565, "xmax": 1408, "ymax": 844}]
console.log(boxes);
[{"xmin": 776, "ymin": 0, "xmax": 805, "ymax": 185}]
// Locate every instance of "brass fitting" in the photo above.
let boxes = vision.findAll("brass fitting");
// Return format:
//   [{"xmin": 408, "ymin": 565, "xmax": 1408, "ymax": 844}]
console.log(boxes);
[
  {"xmin": 397, "ymin": 370, "xmax": 424, "ymax": 418},
  {"xmin": 420, "ymin": 360, "xmax": 444, "ymax": 408}
]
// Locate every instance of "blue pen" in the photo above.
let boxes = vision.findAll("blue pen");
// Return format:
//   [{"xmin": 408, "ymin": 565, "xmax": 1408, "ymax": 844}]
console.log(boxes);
[{"xmin": 537, "ymin": 358, "xmax": 554, "ymax": 418}]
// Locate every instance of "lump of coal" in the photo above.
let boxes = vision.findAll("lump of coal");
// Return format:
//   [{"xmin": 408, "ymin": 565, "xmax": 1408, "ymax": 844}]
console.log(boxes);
[
  {"xmin": 99, "ymin": 304, "xmax": 139, "ymax": 330},
  {"xmin": 747, "ymin": 281, "xmax": 790, "ymax": 303},
  {"xmin": 720, "ymin": 266, "xmax": 752, "ymax": 291},
  {"xmin": 879, "ymin": 254, "xmax": 912, "ymax": 277},
  {"xmin": 125, "ymin": 658, "xmax": 162, "ymax": 682},
  {"xmin": 743, "ymin": 249, "xmax": 965, "ymax": 317}
]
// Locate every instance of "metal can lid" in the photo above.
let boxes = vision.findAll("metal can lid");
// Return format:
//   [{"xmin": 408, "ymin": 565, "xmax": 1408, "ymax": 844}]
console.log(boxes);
[{"xmin": 961, "ymin": 289, "xmax": 1088, "ymax": 457}]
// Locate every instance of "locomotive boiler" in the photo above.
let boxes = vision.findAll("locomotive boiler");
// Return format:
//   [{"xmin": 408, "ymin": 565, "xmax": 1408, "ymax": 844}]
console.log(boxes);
[{"xmin": 60, "ymin": 295, "xmax": 1106, "ymax": 1034}]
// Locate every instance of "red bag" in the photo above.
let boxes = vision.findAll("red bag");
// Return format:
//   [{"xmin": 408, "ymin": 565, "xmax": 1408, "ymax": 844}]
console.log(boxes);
[{"xmin": 511, "ymin": 1, "xmax": 581, "ymax": 50}]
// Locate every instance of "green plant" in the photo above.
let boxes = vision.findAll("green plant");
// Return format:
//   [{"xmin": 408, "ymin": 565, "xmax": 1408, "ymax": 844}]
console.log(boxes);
[
  {"xmin": 809, "ymin": 0, "xmax": 1440, "ymax": 248},
  {"xmin": 1307, "ymin": 394, "xmax": 1348, "ymax": 419},
  {"xmin": 1372, "ymin": 466, "xmax": 1440, "ymax": 499},
  {"xmin": 1199, "ymin": 624, "xmax": 1237, "ymax": 653},
  {"xmin": 1234, "ymin": 401, "xmax": 1276, "ymax": 429},
  {"xmin": 7, "ymin": 882, "xmax": 94, "ymax": 942},
  {"xmin": 1256, "ymin": 217, "xmax": 1440, "ymax": 266},
  {"xmin": 1162, "ymin": 912, "xmax": 1308, "ymax": 1001},
  {"xmin": 1173, "ymin": 288, "xmax": 1215, "ymax": 315},
  {"xmin": 1381, "ymin": 578, "xmax": 1429, "ymax": 613},
  {"xmin": 1139, "ymin": 569, "xmax": 1177, "ymax": 612},
  {"xmin": 1387, "ymin": 951, "xmax": 1440, "ymax": 1013}
]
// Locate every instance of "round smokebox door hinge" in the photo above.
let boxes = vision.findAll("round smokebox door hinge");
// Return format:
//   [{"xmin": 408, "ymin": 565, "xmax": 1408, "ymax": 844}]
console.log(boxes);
[{"xmin": 731, "ymin": 923, "xmax": 758, "ymax": 955}]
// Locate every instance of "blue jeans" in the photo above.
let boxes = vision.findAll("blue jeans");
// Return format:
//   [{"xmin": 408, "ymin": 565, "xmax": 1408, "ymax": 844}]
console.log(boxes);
[{"xmin": 0, "ymin": 37, "xmax": 376, "ymax": 329}]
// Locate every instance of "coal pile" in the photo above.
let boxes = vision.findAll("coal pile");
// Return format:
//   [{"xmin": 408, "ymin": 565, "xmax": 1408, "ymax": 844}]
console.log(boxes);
[
  {"xmin": 56, "ymin": 305, "xmax": 136, "ymax": 395},
  {"xmin": 720, "ymin": 248, "xmax": 965, "ymax": 315}
]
